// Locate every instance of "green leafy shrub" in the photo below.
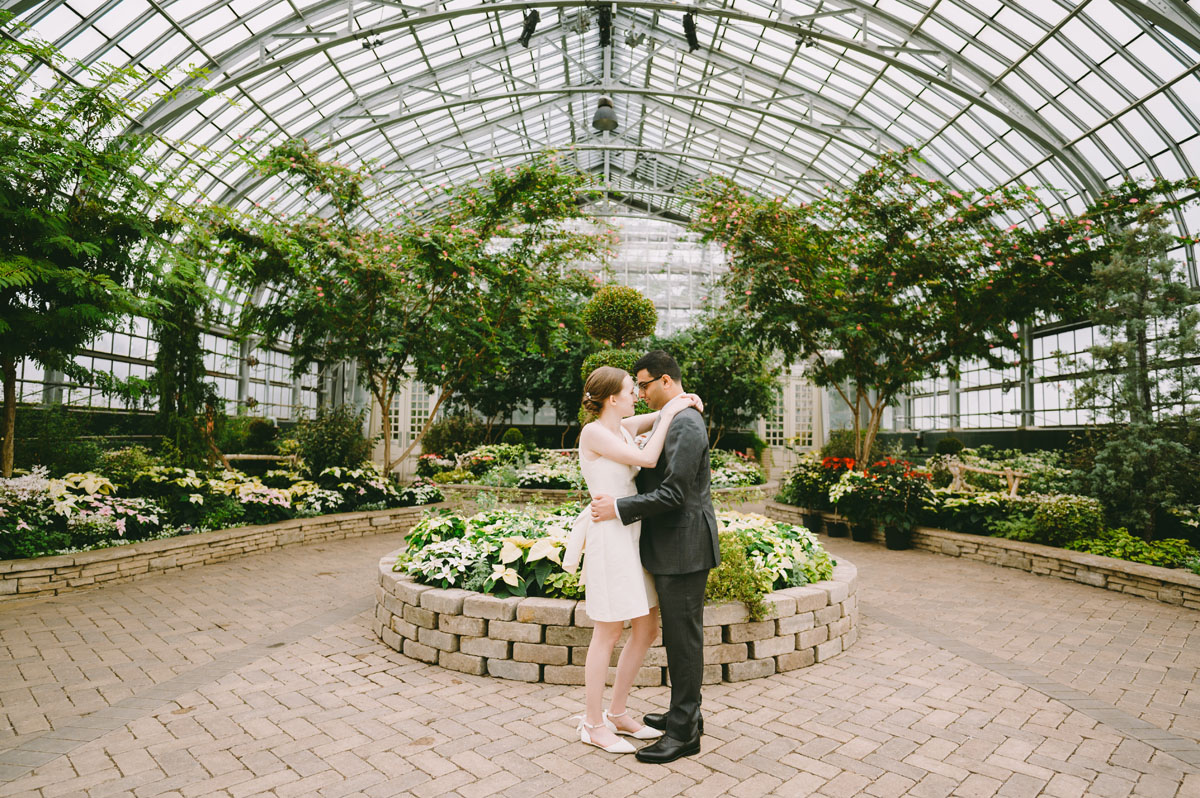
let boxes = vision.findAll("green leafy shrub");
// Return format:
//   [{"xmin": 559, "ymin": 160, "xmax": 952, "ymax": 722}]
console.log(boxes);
[
  {"xmin": 935, "ymin": 436, "xmax": 964, "ymax": 455},
  {"xmin": 922, "ymin": 490, "xmax": 1020, "ymax": 535},
  {"xmin": 290, "ymin": 406, "xmax": 374, "ymax": 477},
  {"xmin": 705, "ymin": 532, "xmax": 770, "ymax": 622},
  {"xmin": 1067, "ymin": 528, "xmax": 1200, "ymax": 569},
  {"xmin": 582, "ymin": 285, "xmax": 657, "ymax": 348},
  {"xmin": 98, "ymin": 446, "xmax": 159, "ymax": 489},
  {"xmin": 15, "ymin": 405, "xmax": 101, "ymax": 476},
  {"xmin": 500, "ymin": 427, "xmax": 524, "ymax": 446},
  {"xmin": 477, "ymin": 464, "xmax": 521, "ymax": 488},
  {"xmin": 421, "ymin": 413, "xmax": 485, "ymax": 460},
  {"xmin": 1031, "ymin": 494, "xmax": 1105, "ymax": 548},
  {"xmin": 198, "ymin": 494, "xmax": 246, "ymax": 531},
  {"xmin": 218, "ymin": 416, "xmax": 279, "ymax": 454},
  {"xmin": 579, "ymin": 347, "xmax": 637, "ymax": 381}
]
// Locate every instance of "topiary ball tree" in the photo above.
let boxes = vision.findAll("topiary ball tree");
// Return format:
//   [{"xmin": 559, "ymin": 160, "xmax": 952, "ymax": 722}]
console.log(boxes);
[
  {"xmin": 582, "ymin": 285, "xmax": 657, "ymax": 349},
  {"xmin": 580, "ymin": 348, "xmax": 637, "ymax": 382}
]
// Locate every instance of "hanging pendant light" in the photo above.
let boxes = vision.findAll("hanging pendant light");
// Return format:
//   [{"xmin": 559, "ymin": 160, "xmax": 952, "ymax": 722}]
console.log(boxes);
[{"xmin": 592, "ymin": 97, "xmax": 618, "ymax": 132}]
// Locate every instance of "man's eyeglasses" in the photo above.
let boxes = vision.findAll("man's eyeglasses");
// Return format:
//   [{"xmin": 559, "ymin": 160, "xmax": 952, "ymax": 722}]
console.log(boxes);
[{"xmin": 636, "ymin": 375, "xmax": 666, "ymax": 391}]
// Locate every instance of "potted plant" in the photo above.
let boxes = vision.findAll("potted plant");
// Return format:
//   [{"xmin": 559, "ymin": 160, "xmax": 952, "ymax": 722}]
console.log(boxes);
[
  {"xmin": 868, "ymin": 458, "xmax": 934, "ymax": 550},
  {"xmin": 828, "ymin": 468, "xmax": 877, "ymax": 541},
  {"xmin": 819, "ymin": 457, "xmax": 857, "ymax": 536},
  {"xmin": 778, "ymin": 455, "xmax": 828, "ymax": 533}
]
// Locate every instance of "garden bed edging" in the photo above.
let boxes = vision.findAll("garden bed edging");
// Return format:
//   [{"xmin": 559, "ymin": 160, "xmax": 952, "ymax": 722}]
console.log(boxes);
[
  {"xmin": 765, "ymin": 501, "xmax": 1200, "ymax": 610},
  {"xmin": 0, "ymin": 504, "xmax": 439, "ymax": 602},
  {"xmin": 374, "ymin": 553, "xmax": 859, "ymax": 684}
]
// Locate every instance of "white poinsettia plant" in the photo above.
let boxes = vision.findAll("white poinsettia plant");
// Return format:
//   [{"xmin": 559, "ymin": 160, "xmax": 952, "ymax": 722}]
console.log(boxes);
[
  {"xmin": 396, "ymin": 504, "xmax": 580, "ymax": 598},
  {"xmin": 720, "ymin": 512, "xmax": 833, "ymax": 588},
  {"xmin": 397, "ymin": 506, "xmax": 834, "ymax": 600},
  {"xmin": 709, "ymin": 450, "xmax": 767, "ymax": 488}
]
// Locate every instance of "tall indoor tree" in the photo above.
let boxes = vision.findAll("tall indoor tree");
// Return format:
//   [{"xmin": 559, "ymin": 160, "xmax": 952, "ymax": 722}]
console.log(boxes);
[
  {"xmin": 658, "ymin": 310, "xmax": 779, "ymax": 446},
  {"xmin": 224, "ymin": 144, "xmax": 608, "ymax": 472},
  {"xmin": 0, "ymin": 33, "xmax": 198, "ymax": 476},
  {"xmin": 693, "ymin": 148, "xmax": 1200, "ymax": 463},
  {"xmin": 1067, "ymin": 213, "xmax": 1200, "ymax": 537}
]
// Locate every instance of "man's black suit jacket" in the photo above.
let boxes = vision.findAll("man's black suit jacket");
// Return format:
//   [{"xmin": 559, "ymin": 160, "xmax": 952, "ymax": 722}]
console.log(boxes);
[{"xmin": 615, "ymin": 407, "xmax": 720, "ymax": 575}]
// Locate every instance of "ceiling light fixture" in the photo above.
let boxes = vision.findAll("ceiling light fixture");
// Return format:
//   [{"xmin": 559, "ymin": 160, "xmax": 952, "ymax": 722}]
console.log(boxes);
[
  {"xmin": 683, "ymin": 12, "xmax": 699, "ymax": 51},
  {"xmin": 518, "ymin": 9, "xmax": 540, "ymax": 48},
  {"xmin": 592, "ymin": 97, "xmax": 618, "ymax": 132}
]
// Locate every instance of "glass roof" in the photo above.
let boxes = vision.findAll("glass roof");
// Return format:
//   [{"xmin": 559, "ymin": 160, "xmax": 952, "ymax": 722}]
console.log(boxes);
[
  {"xmin": 5, "ymin": 0, "xmax": 1200, "ymax": 427},
  {"xmin": 6, "ymin": 0, "xmax": 1198, "ymax": 284}
]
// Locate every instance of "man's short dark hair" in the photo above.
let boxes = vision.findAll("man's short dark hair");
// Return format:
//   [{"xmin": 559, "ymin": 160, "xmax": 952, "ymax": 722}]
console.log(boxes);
[{"xmin": 633, "ymin": 350, "xmax": 682, "ymax": 383}]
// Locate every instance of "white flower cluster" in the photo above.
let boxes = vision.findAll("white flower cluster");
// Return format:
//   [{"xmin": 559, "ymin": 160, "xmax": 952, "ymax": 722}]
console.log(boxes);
[{"xmin": 403, "ymin": 536, "xmax": 495, "ymax": 586}]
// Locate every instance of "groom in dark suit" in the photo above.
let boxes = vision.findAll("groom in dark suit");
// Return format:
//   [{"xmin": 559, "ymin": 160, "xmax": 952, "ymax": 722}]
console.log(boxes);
[{"xmin": 590, "ymin": 350, "xmax": 720, "ymax": 764}]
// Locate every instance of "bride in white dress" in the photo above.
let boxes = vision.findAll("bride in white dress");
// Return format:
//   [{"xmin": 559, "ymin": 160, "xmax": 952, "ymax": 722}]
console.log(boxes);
[{"xmin": 572, "ymin": 366, "xmax": 701, "ymax": 753}]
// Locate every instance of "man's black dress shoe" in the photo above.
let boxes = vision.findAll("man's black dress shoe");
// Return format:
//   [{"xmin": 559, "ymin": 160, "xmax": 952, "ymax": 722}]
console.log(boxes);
[
  {"xmin": 642, "ymin": 713, "xmax": 703, "ymax": 735},
  {"xmin": 634, "ymin": 733, "xmax": 701, "ymax": 764}
]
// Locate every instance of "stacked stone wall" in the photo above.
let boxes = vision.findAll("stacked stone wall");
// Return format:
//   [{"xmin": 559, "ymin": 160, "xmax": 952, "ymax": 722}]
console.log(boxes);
[
  {"xmin": 765, "ymin": 502, "xmax": 1200, "ymax": 610},
  {"xmin": 375, "ymin": 555, "xmax": 859, "ymax": 684},
  {"xmin": 0, "ymin": 505, "xmax": 430, "ymax": 602}
]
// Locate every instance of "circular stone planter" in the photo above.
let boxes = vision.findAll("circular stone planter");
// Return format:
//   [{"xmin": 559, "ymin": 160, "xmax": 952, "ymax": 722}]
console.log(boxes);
[{"xmin": 374, "ymin": 554, "xmax": 858, "ymax": 684}]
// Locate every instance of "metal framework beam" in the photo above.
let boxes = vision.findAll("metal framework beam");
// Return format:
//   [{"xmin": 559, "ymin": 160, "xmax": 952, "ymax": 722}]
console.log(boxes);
[{"xmin": 126, "ymin": 0, "xmax": 1107, "ymax": 194}]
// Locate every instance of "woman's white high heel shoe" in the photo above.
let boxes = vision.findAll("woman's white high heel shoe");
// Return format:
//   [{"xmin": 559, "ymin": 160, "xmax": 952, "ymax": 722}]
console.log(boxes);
[
  {"xmin": 604, "ymin": 710, "xmax": 664, "ymax": 740},
  {"xmin": 577, "ymin": 718, "xmax": 636, "ymax": 753}
]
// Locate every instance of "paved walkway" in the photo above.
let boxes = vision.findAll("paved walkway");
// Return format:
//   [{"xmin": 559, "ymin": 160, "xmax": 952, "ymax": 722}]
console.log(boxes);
[{"xmin": 1, "ymin": 525, "xmax": 1198, "ymax": 797}]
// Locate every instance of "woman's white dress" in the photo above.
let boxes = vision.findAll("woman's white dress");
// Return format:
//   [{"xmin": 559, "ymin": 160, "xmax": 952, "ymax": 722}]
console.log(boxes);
[{"xmin": 577, "ymin": 428, "xmax": 659, "ymax": 622}]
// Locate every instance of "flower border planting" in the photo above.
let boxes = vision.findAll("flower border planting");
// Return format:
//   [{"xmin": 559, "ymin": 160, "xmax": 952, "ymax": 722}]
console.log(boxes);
[
  {"xmin": 373, "ymin": 553, "xmax": 858, "ymax": 684},
  {"xmin": 766, "ymin": 502, "xmax": 1200, "ymax": 610},
  {"xmin": 0, "ymin": 504, "xmax": 437, "ymax": 602}
]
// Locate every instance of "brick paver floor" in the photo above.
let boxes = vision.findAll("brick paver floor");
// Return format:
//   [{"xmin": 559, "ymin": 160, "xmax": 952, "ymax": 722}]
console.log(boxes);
[{"xmin": 1, "ymin": 524, "xmax": 1198, "ymax": 797}]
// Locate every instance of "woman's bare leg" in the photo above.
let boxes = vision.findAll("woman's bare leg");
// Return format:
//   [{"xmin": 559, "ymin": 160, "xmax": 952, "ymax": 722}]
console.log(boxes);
[
  {"xmin": 583, "ymin": 620, "xmax": 623, "ymax": 747},
  {"xmin": 608, "ymin": 607, "xmax": 659, "ymax": 733}
]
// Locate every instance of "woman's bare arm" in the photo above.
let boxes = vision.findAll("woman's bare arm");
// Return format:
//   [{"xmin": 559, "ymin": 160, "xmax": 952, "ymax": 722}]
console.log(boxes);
[{"xmin": 581, "ymin": 395, "xmax": 698, "ymax": 468}]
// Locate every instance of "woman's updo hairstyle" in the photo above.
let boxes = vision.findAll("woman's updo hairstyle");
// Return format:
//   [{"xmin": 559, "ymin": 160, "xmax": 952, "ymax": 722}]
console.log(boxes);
[{"xmin": 582, "ymin": 366, "xmax": 628, "ymax": 417}]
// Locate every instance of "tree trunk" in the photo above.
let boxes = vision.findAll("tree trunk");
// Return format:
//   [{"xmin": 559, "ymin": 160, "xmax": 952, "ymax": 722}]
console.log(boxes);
[
  {"xmin": 375, "ymin": 382, "xmax": 394, "ymax": 476},
  {"xmin": 390, "ymin": 388, "xmax": 452, "ymax": 471},
  {"xmin": 860, "ymin": 397, "xmax": 887, "ymax": 470},
  {"xmin": 1, "ymin": 356, "xmax": 16, "ymax": 478},
  {"xmin": 852, "ymin": 385, "xmax": 866, "ymax": 464}
]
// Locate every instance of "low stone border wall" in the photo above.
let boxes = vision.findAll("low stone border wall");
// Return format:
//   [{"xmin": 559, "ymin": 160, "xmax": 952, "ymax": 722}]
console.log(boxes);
[
  {"xmin": 765, "ymin": 502, "xmax": 1200, "ymax": 610},
  {"xmin": 435, "ymin": 482, "xmax": 775, "ymax": 505},
  {"xmin": 374, "ymin": 555, "xmax": 858, "ymax": 684},
  {"xmin": 0, "ymin": 504, "xmax": 438, "ymax": 602}
]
